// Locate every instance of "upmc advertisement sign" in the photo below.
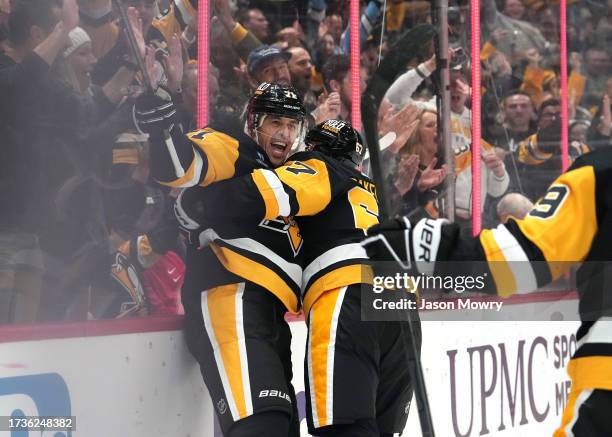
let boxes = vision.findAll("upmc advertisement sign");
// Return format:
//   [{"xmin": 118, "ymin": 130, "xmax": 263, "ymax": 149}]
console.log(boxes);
[
  {"xmin": 0, "ymin": 298, "xmax": 579, "ymax": 436},
  {"xmin": 408, "ymin": 321, "xmax": 579, "ymax": 436},
  {"xmin": 291, "ymin": 294, "xmax": 581, "ymax": 437},
  {"xmin": 288, "ymin": 319, "xmax": 580, "ymax": 437}
]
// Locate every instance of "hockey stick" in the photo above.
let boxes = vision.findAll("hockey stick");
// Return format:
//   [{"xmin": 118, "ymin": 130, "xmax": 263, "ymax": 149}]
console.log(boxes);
[
  {"xmin": 361, "ymin": 23, "xmax": 437, "ymax": 437},
  {"xmin": 113, "ymin": 0, "xmax": 183, "ymax": 179},
  {"xmin": 112, "ymin": 0, "xmax": 153, "ymax": 93},
  {"xmin": 435, "ymin": 0, "xmax": 455, "ymax": 224}
]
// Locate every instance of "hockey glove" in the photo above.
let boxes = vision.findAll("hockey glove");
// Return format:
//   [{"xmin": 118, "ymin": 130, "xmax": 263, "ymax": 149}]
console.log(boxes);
[
  {"xmin": 174, "ymin": 187, "xmax": 208, "ymax": 247},
  {"xmin": 362, "ymin": 217, "xmax": 451, "ymax": 275},
  {"xmin": 133, "ymin": 87, "xmax": 176, "ymax": 135}
]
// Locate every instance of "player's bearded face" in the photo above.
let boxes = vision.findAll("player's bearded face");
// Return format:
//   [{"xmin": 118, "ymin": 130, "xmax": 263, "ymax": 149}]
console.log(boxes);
[{"xmin": 257, "ymin": 115, "xmax": 301, "ymax": 166}]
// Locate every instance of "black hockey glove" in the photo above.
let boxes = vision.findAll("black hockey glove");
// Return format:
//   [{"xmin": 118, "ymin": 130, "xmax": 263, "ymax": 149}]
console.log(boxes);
[
  {"xmin": 133, "ymin": 87, "xmax": 176, "ymax": 135},
  {"xmin": 362, "ymin": 217, "xmax": 451, "ymax": 275}
]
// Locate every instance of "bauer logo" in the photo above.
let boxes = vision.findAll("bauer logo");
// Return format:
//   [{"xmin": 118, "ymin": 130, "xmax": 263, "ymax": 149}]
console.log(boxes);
[
  {"xmin": 415, "ymin": 219, "xmax": 436, "ymax": 262},
  {"xmin": 0, "ymin": 373, "xmax": 72, "ymax": 437},
  {"xmin": 258, "ymin": 389, "xmax": 292, "ymax": 403}
]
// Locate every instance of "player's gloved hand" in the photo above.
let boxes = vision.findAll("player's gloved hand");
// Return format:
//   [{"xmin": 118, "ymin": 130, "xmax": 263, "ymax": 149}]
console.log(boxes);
[
  {"xmin": 174, "ymin": 187, "xmax": 208, "ymax": 247},
  {"xmin": 133, "ymin": 87, "xmax": 176, "ymax": 135},
  {"xmin": 362, "ymin": 217, "xmax": 450, "ymax": 275},
  {"xmin": 362, "ymin": 216, "xmax": 414, "ymax": 269}
]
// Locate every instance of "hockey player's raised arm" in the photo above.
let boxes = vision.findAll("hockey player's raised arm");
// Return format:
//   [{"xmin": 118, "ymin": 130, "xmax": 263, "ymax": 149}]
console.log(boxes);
[
  {"xmin": 365, "ymin": 153, "xmax": 603, "ymax": 297},
  {"xmin": 199, "ymin": 154, "xmax": 337, "ymax": 226},
  {"xmin": 476, "ymin": 159, "xmax": 598, "ymax": 296},
  {"xmin": 253, "ymin": 156, "xmax": 339, "ymax": 218},
  {"xmin": 134, "ymin": 97, "xmax": 243, "ymax": 189},
  {"xmin": 134, "ymin": 93, "xmax": 209, "ymax": 187}
]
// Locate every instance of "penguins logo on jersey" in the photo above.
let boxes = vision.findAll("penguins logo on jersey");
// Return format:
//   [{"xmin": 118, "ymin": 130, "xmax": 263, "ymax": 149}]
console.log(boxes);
[{"xmin": 259, "ymin": 217, "xmax": 303, "ymax": 256}]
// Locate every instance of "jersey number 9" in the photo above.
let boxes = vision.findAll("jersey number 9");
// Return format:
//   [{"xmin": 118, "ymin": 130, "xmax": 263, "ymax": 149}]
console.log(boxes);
[{"xmin": 529, "ymin": 185, "xmax": 569, "ymax": 219}]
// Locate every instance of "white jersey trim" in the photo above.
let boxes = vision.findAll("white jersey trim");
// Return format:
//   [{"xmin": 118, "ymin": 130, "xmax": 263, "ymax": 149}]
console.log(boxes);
[
  {"xmin": 326, "ymin": 286, "xmax": 347, "ymax": 425},
  {"xmin": 260, "ymin": 169, "xmax": 291, "ymax": 217},
  {"xmin": 235, "ymin": 283, "xmax": 253, "ymax": 416},
  {"xmin": 176, "ymin": 150, "xmax": 204, "ymax": 188},
  {"xmin": 201, "ymin": 291, "xmax": 241, "ymax": 421},
  {"xmin": 306, "ymin": 286, "xmax": 348, "ymax": 429},
  {"xmin": 199, "ymin": 229, "xmax": 302, "ymax": 288},
  {"xmin": 491, "ymin": 224, "xmax": 538, "ymax": 294},
  {"xmin": 307, "ymin": 313, "xmax": 319, "ymax": 428},
  {"xmin": 576, "ymin": 317, "xmax": 612, "ymax": 349},
  {"xmin": 564, "ymin": 389, "xmax": 594, "ymax": 437},
  {"xmin": 302, "ymin": 243, "xmax": 367, "ymax": 291}
]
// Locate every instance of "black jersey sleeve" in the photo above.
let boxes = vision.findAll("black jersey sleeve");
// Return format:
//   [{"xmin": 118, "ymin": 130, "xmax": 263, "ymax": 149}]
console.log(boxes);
[
  {"xmin": 192, "ymin": 153, "xmax": 352, "ymax": 226},
  {"xmin": 434, "ymin": 151, "xmax": 606, "ymax": 297}
]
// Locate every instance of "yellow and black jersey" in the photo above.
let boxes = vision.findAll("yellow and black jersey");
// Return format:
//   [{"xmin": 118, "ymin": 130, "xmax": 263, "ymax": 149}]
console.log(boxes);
[
  {"xmin": 200, "ymin": 151, "xmax": 378, "ymax": 313},
  {"xmin": 517, "ymin": 133, "xmax": 590, "ymax": 167},
  {"xmin": 514, "ymin": 133, "xmax": 591, "ymax": 202},
  {"xmin": 153, "ymin": 0, "xmax": 197, "ymax": 45},
  {"xmin": 446, "ymin": 149, "xmax": 612, "ymax": 391},
  {"xmin": 150, "ymin": 127, "xmax": 303, "ymax": 313},
  {"xmin": 150, "ymin": 127, "xmax": 271, "ymax": 189}
]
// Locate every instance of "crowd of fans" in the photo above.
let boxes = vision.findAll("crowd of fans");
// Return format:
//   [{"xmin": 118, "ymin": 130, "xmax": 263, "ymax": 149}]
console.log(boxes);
[{"xmin": 1, "ymin": 0, "xmax": 609, "ymax": 324}]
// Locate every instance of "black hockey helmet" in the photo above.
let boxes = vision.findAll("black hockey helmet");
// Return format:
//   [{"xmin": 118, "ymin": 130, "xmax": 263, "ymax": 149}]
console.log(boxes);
[
  {"xmin": 246, "ymin": 82, "xmax": 307, "ymax": 133},
  {"xmin": 305, "ymin": 119, "xmax": 365, "ymax": 167}
]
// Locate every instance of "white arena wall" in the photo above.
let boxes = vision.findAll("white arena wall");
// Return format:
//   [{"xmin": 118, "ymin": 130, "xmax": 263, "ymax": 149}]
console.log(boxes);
[{"xmin": 0, "ymin": 292, "xmax": 579, "ymax": 437}]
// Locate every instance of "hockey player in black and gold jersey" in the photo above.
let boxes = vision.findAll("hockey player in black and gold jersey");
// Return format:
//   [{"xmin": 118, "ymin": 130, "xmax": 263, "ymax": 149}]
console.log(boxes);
[
  {"xmin": 134, "ymin": 83, "xmax": 307, "ymax": 437},
  {"xmin": 364, "ymin": 149, "xmax": 612, "ymax": 436},
  {"xmin": 188, "ymin": 120, "xmax": 418, "ymax": 437}
]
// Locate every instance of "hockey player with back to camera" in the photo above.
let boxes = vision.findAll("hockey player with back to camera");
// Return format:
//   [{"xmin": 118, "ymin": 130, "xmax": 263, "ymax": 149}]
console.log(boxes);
[
  {"xmin": 133, "ymin": 81, "xmax": 307, "ymax": 437},
  {"xmin": 362, "ymin": 146, "xmax": 612, "ymax": 436},
  {"xmin": 183, "ymin": 119, "xmax": 420, "ymax": 437}
]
